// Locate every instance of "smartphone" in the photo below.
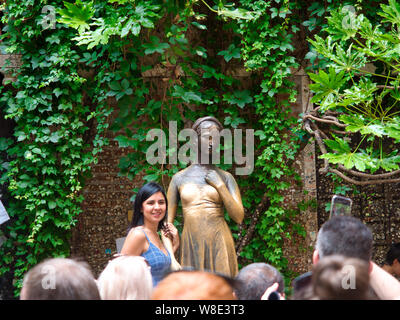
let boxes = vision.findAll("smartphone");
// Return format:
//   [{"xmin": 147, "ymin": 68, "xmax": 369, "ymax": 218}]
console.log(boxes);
[{"xmin": 330, "ymin": 195, "xmax": 352, "ymax": 218}]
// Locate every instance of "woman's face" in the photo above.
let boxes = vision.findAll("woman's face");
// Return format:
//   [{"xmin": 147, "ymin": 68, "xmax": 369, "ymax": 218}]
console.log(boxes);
[{"xmin": 141, "ymin": 191, "xmax": 166, "ymax": 225}]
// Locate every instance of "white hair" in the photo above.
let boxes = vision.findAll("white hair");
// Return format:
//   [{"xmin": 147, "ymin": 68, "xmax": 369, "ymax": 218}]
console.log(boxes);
[{"xmin": 97, "ymin": 256, "xmax": 153, "ymax": 300}]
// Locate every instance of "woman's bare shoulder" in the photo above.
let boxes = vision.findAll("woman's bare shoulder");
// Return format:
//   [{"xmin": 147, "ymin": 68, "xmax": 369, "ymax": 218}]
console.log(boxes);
[
  {"xmin": 121, "ymin": 227, "xmax": 147, "ymax": 255},
  {"xmin": 127, "ymin": 226, "xmax": 147, "ymax": 241}
]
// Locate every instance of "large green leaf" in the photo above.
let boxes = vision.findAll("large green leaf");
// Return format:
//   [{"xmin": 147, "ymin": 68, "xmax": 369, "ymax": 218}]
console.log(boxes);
[
  {"xmin": 320, "ymin": 151, "xmax": 372, "ymax": 171},
  {"xmin": 385, "ymin": 119, "xmax": 400, "ymax": 142},
  {"xmin": 379, "ymin": 0, "xmax": 400, "ymax": 26},
  {"xmin": 309, "ymin": 67, "xmax": 346, "ymax": 106},
  {"xmin": 323, "ymin": 135, "xmax": 351, "ymax": 154},
  {"xmin": 57, "ymin": 0, "xmax": 94, "ymax": 33},
  {"xmin": 339, "ymin": 115, "xmax": 386, "ymax": 137},
  {"xmin": 373, "ymin": 154, "xmax": 400, "ymax": 172}
]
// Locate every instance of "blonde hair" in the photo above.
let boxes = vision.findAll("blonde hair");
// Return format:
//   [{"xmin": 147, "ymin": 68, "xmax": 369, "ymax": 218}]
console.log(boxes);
[{"xmin": 97, "ymin": 256, "xmax": 153, "ymax": 300}]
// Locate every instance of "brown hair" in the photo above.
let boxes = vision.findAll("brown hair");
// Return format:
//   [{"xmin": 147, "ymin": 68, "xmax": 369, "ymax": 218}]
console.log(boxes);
[
  {"xmin": 152, "ymin": 270, "xmax": 237, "ymax": 300},
  {"xmin": 312, "ymin": 255, "xmax": 371, "ymax": 300}
]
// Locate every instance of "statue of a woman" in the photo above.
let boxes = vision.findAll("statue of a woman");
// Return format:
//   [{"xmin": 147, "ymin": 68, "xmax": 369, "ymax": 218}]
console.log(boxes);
[{"xmin": 163, "ymin": 116, "xmax": 244, "ymax": 277}]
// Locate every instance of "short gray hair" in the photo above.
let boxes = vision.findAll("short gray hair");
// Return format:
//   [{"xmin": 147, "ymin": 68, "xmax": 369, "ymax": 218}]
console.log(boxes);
[
  {"xmin": 21, "ymin": 258, "xmax": 100, "ymax": 300},
  {"xmin": 235, "ymin": 263, "xmax": 284, "ymax": 300},
  {"xmin": 316, "ymin": 216, "xmax": 373, "ymax": 262}
]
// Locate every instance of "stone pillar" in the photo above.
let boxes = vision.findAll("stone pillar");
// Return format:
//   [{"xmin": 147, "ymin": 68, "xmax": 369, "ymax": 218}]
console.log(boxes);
[
  {"xmin": 297, "ymin": 68, "xmax": 318, "ymax": 264},
  {"xmin": 281, "ymin": 68, "xmax": 318, "ymax": 274}
]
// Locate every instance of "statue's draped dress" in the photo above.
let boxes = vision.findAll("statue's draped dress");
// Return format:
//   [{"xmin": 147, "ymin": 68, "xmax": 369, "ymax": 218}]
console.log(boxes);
[{"xmin": 178, "ymin": 182, "xmax": 238, "ymax": 277}]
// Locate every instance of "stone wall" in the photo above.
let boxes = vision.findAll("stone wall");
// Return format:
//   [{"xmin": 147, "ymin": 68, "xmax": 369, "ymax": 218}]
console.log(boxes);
[
  {"xmin": 70, "ymin": 121, "xmax": 141, "ymax": 277},
  {"xmin": 316, "ymin": 157, "xmax": 400, "ymax": 265}
]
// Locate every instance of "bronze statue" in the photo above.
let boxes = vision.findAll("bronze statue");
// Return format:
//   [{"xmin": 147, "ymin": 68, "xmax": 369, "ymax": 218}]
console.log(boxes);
[{"xmin": 162, "ymin": 116, "xmax": 244, "ymax": 277}]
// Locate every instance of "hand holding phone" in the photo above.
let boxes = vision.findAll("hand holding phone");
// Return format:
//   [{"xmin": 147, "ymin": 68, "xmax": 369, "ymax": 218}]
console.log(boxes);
[{"xmin": 330, "ymin": 195, "xmax": 352, "ymax": 218}]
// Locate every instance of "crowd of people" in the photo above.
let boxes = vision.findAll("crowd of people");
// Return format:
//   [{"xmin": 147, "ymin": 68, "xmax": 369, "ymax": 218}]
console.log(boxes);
[{"xmin": 19, "ymin": 181, "xmax": 400, "ymax": 300}]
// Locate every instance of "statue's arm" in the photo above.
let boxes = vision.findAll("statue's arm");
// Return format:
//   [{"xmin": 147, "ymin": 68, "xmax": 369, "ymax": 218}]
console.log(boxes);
[
  {"xmin": 161, "ymin": 176, "xmax": 181, "ymax": 268},
  {"xmin": 167, "ymin": 176, "xmax": 179, "ymax": 224},
  {"xmin": 206, "ymin": 170, "xmax": 244, "ymax": 224}
]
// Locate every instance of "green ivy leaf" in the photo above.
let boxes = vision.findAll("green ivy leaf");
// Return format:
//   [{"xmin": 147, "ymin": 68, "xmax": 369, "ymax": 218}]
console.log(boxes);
[
  {"xmin": 48, "ymin": 201, "xmax": 57, "ymax": 210},
  {"xmin": 191, "ymin": 21, "xmax": 207, "ymax": 30},
  {"xmin": 223, "ymin": 90, "xmax": 253, "ymax": 108},
  {"xmin": 143, "ymin": 36, "xmax": 170, "ymax": 55},
  {"xmin": 0, "ymin": 138, "xmax": 12, "ymax": 151},
  {"xmin": 143, "ymin": 173, "xmax": 159, "ymax": 182},
  {"xmin": 218, "ymin": 44, "xmax": 241, "ymax": 62},
  {"xmin": 121, "ymin": 18, "xmax": 141, "ymax": 37},
  {"xmin": 217, "ymin": 7, "xmax": 259, "ymax": 21},
  {"xmin": 172, "ymin": 85, "xmax": 210, "ymax": 104}
]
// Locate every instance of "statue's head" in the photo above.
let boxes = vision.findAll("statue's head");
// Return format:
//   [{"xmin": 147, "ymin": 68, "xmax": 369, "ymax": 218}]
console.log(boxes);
[
  {"xmin": 192, "ymin": 116, "xmax": 223, "ymax": 135},
  {"xmin": 192, "ymin": 116, "xmax": 223, "ymax": 164}
]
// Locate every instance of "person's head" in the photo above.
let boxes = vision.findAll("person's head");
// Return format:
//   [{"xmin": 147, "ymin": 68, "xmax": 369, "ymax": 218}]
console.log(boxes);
[
  {"xmin": 312, "ymin": 255, "xmax": 371, "ymax": 300},
  {"xmin": 20, "ymin": 258, "xmax": 100, "ymax": 300},
  {"xmin": 151, "ymin": 270, "xmax": 237, "ymax": 300},
  {"xmin": 314, "ymin": 216, "xmax": 373, "ymax": 264},
  {"xmin": 234, "ymin": 263, "xmax": 284, "ymax": 300},
  {"xmin": 384, "ymin": 243, "xmax": 400, "ymax": 276},
  {"xmin": 129, "ymin": 182, "xmax": 167, "ymax": 232},
  {"xmin": 97, "ymin": 255, "xmax": 153, "ymax": 300}
]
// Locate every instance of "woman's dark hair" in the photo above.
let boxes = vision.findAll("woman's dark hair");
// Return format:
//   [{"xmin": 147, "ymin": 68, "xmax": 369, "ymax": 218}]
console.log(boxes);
[
  {"xmin": 385, "ymin": 243, "xmax": 400, "ymax": 265},
  {"xmin": 128, "ymin": 182, "xmax": 168, "ymax": 233}
]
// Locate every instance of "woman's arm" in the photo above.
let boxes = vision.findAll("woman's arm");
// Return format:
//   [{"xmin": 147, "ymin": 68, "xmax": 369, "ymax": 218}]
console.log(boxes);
[
  {"xmin": 369, "ymin": 262, "xmax": 400, "ymax": 300},
  {"xmin": 205, "ymin": 170, "xmax": 244, "ymax": 224},
  {"xmin": 120, "ymin": 228, "xmax": 147, "ymax": 256}
]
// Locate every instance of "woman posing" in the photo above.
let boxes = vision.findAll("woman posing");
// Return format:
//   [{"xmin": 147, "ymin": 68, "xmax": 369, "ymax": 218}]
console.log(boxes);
[{"xmin": 121, "ymin": 182, "xmax": 180, "ymax": 287}]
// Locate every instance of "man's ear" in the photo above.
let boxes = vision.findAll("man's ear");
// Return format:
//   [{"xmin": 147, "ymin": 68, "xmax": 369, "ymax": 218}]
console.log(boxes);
[
  {"xmin": 368, "ymin": 261, "xmax": 373, "ymax": 274},
  {"xmin": 312, "ymin": 250, "xmax": 319, "ymax": 265},
  {"xmin": 232, "ymin": 290, "xmax": 237, "ymax": 300}
]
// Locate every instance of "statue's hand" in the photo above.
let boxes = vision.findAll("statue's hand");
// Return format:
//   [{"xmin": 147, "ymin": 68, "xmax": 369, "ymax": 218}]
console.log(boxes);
[{"xmin": 205, "ymin": 170, "xmax": 224, "ymax": 189}]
